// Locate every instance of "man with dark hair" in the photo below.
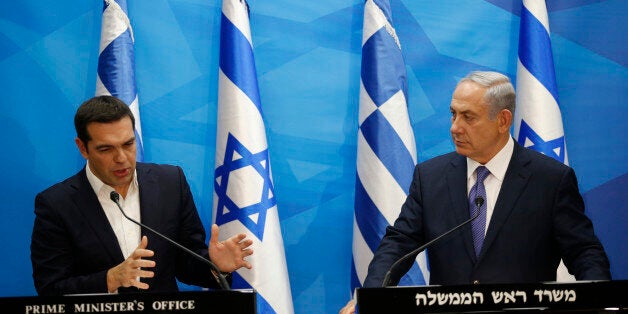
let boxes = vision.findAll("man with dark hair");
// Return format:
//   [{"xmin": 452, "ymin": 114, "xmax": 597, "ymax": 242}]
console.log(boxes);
[
  {"xmin": 341, "ymin": 71, "xmax": 610, "ymax": 313},
  {"xmin": 31, "ymin": 95, "xmax": 253, "ymax": 295}
]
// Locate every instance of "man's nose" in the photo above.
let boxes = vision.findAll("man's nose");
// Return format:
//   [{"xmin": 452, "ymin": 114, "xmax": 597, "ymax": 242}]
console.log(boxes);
[
  {"xmin": 450, "ymin": 117, "xmax": 462, "ymax": 134},
  {"xmin": 113, "ymin": 148, "xmax": 128, "ymax": 162}
]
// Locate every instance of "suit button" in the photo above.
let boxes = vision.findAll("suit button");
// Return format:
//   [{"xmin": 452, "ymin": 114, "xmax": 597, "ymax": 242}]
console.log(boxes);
[{"xmin": 473, "ymin": 280, "xmax": 480, "ymax": 285}]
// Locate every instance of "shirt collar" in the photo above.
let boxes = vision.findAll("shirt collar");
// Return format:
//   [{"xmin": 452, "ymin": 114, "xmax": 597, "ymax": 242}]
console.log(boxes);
[
  {"xmin": 85, "ymin": 162, "xmax": 138, "ymax": 197},
  {"xmin": 467, "ymin": 136, "xmax": 514, "ymax": 181}
]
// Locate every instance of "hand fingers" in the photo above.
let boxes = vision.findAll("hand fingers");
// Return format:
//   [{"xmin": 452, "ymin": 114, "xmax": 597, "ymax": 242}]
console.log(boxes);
[
  {"xmin": 239, "ymin": 239, "xmax": 253, "ymax": 249},
  {"xmin": 124, "ymin": 267, "xmax": 155, "ymax": 280},
  {"xmin": 129, "ymin": 258, "xmax": 156, "ymax": 269},
  {"xmin": 339, "ymin": 300, "xmax": 356, "ymax": 314},
  {"xmin": 129, "ymin": 278, "xmax": 150, "ymax": 290},
  {"xmin": 240, "ymin": 259, "xmax": 253, "ymax": 270},
  {"xmin": 135, "ymin": 268, "xmax": 155, "ymax": 279},
  {"xmin": 234, "ymin": 233, "xmax": 247, "ymax": 242},
  {"xmin": 134, "ymin": 282, "xmax": 149, "ymax": 290},
  {"xmin": 114, "ymin": 265, "xmax": 154, "ymax": 289},
  {"xmin": 130, "ymin": 248, "xmax": 154, "ymax": 259},
  {"xmin": 241, "ymin": 247, "xmax": 253, "ymax": 257}
]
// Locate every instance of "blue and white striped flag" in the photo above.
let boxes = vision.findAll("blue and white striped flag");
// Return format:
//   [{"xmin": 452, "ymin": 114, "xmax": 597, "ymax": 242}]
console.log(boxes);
[
  {"xmin": 96, "ymin": 0, "xmax": 144, "ymax": 161},
  {"xmin": 213, "ymin": 1, "xmax": 293, "ymax": 313},
  {"xmin": 351, "ymin": 0, "xmax": 429, "ymax": 291},
  {"xmin": 514, "ymin": 0, "xmax": 574, "ymax": 282}
]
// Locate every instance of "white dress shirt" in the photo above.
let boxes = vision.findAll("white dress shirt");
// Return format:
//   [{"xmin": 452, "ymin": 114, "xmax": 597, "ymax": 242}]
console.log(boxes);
[{"xmin": 85, "ymin": 163, "xmax": 141, "ymax": 259}]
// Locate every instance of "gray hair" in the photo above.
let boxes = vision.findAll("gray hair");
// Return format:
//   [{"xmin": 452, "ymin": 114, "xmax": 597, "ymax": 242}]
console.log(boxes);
[{"xmin": 458, "ymin": 71, "xmax": 516, "ymax": 119}]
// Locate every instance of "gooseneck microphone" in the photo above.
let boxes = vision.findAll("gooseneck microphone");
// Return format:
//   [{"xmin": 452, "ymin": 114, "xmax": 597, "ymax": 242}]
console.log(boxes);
[
  {"xmin": 109, "ymin": 191, "xmax": 230, "ymax": 290},
  {"xmin": 381, "ymin": 196, "xmax": 485, "ymax": 287}
]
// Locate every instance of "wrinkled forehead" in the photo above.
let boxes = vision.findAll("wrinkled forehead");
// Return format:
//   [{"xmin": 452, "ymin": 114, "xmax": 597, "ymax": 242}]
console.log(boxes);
[{"xmin": 450, "ymin": 82, "xmax": 489, "ymax": 111}]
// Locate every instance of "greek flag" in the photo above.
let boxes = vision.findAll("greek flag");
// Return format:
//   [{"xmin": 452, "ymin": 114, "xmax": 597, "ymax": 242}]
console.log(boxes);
[
  {"xmin": 351, "ymin": 0, "xmax": 428, "ymax": 291},
  {"xmin": 514, "ymin": 0, "xmax": 574, "ymax": 282},
  {"xmin": 96, "ymin": 0, "xmax": 144, "ymax": 161},
  {"xmin": 213, "ymin": 1, "xmax": 293, "ymax": 313}
]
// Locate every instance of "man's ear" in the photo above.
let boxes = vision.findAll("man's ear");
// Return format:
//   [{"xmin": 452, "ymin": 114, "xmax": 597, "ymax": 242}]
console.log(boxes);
[
  {"xmin": 75, "ymin": 138, "xmax": 89, "ymax": 159},
  {"xmin": 498, "ymin": 109, "xmax": 513, "ymax": 134}
]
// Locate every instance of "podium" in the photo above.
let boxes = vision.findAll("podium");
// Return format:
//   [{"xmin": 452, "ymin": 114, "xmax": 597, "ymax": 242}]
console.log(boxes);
[
  {"xmin": 357, "ymin": 280, "xmax": 627, "ymax": 313},
  {"xmin": 1, "ymin": 289, "xmax": 256, "ymax": 314}
]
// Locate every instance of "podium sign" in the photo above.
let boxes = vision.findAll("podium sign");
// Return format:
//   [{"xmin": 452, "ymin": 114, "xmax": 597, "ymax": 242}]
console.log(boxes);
[
  {"xmin": 357, "ymin": 280, "xmax": 627, "ymax": 313},
  {"xmin": 1, "ymin": 290, "xmax": 256, "ymax": 314}
]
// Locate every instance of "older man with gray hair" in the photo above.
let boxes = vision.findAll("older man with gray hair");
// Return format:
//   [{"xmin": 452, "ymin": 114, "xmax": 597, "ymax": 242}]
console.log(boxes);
[{"xmin": 341, "ymin": 71, "xmax": 609, "ymax": 314}]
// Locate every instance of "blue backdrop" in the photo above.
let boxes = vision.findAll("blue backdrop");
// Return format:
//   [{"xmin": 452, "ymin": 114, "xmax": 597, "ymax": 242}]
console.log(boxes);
[{"xmin": 0, "ymin": 1, "xmax": 625, "ymax": 313}]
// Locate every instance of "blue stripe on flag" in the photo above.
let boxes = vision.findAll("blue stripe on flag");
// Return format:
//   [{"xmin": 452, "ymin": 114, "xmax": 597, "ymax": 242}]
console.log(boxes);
[
  {"xmin": 360, "ymin": 110, "xmax": 414, "ymax": 191},
  {"xmin": 354, "ymin": 179, "xmax": 391, "ymax": 252},
  {"xmin": 232, "ymin": 272, "xmax": 277, "ymax": 314},
  {"xmin": 398, "ymin": 262, "xmax": 427, "ymax": 286},
  {"xmin": 354, "ymin": 0, "xmax": 426, "ymax": 291},
  {"xmin": 373, "ymin": 0, "xmax": 393, "ymax": 24},
  {"xmin": 361, "ymin": 28, "xmax": 407, "ymax": 107},
  {"xmin": 108, "ymin": 0, "xmax": 129, "ymax": 14},
  {"xmin": 219, "ymin": 13, "xmax": 262, "ymax": 111},
  {"xmin": 518, "ymin": 6, "xmax": 559, "ymax": 102},
  {"xmin": 216, "ymin": 2, "xmax": 293, "ymax": 312},
  {"xmin": 97, "ymin": 28, "xmax": 137, "ymax": 106}
]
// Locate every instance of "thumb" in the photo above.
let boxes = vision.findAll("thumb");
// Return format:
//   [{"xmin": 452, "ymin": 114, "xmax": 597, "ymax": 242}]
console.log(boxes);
[
  {"xmin": 138, "ymin": 235, "xmax": 148, "ymax": 249},
  {"xmin": 210, "ymin": 224, "xmax": 220, "ymax": 245}
]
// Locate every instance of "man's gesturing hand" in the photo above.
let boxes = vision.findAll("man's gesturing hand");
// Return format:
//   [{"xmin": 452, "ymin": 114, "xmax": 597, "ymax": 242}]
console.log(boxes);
[
  {"xmin": 106, "ymin": 236, "xmax": 155, "ymax": 292},
  {"xmin": 208, "ymin": 224, "xmax": 254, "ymax": 273}
]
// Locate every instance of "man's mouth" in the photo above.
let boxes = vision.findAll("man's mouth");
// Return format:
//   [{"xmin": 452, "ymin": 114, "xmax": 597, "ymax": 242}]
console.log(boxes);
[{"xmin": 113, "ymin": 168, "xmax": 130, "ymax": 177}]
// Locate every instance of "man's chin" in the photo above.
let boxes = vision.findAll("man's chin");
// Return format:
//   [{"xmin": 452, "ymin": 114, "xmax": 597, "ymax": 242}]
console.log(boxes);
[
  {"xmin": 110, "ymin": 176, "xmax": 133, "ymax": 188},
  {"xmin": 454, "ymin": 146, "xmax": 469, "ymax": 157}
]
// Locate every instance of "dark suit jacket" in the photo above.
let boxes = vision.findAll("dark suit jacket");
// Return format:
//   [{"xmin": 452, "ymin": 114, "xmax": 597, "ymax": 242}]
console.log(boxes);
[
  {"xmin": 31, "ymin": 163, "xmax": 220, "ymax": 295},
  {"xmin": 364, "ymin": 143, "xmax": 610, "ymax": 287}
]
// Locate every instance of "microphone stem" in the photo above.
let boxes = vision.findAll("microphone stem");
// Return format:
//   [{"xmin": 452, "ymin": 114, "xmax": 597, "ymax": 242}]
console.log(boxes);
[
  {"xmin": 112, "ymin": 197, "xmax": 230, "ymax": 290},
  {"xmin": 382, "ymin": 198, "xmax": 484, "ymax": 287}
]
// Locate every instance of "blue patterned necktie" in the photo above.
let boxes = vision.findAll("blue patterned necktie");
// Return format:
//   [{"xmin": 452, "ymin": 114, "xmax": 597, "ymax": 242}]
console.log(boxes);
[{"xmin": 469, "ymin": 166, "xmax": 489, "ymax": 257}]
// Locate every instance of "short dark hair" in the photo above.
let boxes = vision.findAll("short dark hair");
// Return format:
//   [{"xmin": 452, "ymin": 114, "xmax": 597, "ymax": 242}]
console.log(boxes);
[{"xmin": 74, "ymin": 96, "xmax": 135, "ymax": 145}]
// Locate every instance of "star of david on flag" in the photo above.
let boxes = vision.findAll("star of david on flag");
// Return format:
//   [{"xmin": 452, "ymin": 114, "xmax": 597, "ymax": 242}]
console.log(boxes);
[
  {"xmin": 213, "ymin": 1, "xmax": 293, "ymax": 313},
  {"xmin": 515, "ymin": 0, "xmax": 574, "ymax": 281},
  {"xmin": 515, "ymin": 0, "xmax": 569, "ymax": 166},
  {"xmin": 214, "ymin": 133, "xmax": 275, "ymax": 240},
  {"xmin": 517, "ymin": 120, "xmax": 566, "ymax": 163}
]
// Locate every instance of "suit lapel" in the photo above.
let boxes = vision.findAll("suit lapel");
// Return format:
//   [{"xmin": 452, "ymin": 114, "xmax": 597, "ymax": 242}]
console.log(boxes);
[
  {"xmin": 70, "ymin": 168, "xmax": 124, "ymax": 263},
  {"xmin": 478, "ymin": 144, "xmax": 532, "ymax": 261},
  {"xmin": 137, "ymin": 164, "xmax": 161, "ymax": 238},
  {"xmin": 446, "ymin": 155, "xmax": 477, "ymax": 261}
]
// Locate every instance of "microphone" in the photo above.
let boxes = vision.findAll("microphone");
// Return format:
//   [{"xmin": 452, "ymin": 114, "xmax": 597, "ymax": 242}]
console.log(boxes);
[
  {"xmin": 381, "ymin": 196, "xmax": 485, "ymax": 287},
  {"xmin": 109, "ymin": 191, "xmax": 230, "ymax": 290}
]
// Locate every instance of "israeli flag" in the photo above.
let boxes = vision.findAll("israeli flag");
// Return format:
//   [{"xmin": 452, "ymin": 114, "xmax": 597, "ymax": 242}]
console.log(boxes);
[
  {"xmin": 514, "ymin": 0, "xmax": 574, "ymax": 282},
  {"xmin": 214, "ymin": 1, "xmax": 293, "ymax": 313},
  {"xmin": 351, "ymin": 0, "xmax": 429, "ymax": 291},
  {"xmin": 96, "ymin": 0, "xmax": 144, "ymax": 161}
]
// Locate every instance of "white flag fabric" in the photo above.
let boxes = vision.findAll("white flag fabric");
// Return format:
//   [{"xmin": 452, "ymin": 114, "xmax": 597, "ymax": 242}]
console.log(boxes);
[
  {"xmin": 96, "ymin": 0, "xmax": 144, "ymax": 161},
  {"xmin": 351, "ymin": 0, "xmax": 429, "ymax": 291},
  {"xmin": 214, "ymin": 1, "xmax": 294, "ymax": 313},
  {"xmin": 514, "ymin": 0, "xmax": 574, "ymax": 282}
]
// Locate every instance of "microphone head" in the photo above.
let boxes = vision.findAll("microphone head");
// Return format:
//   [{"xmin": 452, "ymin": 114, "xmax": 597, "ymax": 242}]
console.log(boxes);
[
  {"xmin": 110, "ymin": 191, "xmax": 120, "ymax": 203},
  {"xmin": 475, "ymin": 196, "xmax": 484, "ymax": 207}
]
